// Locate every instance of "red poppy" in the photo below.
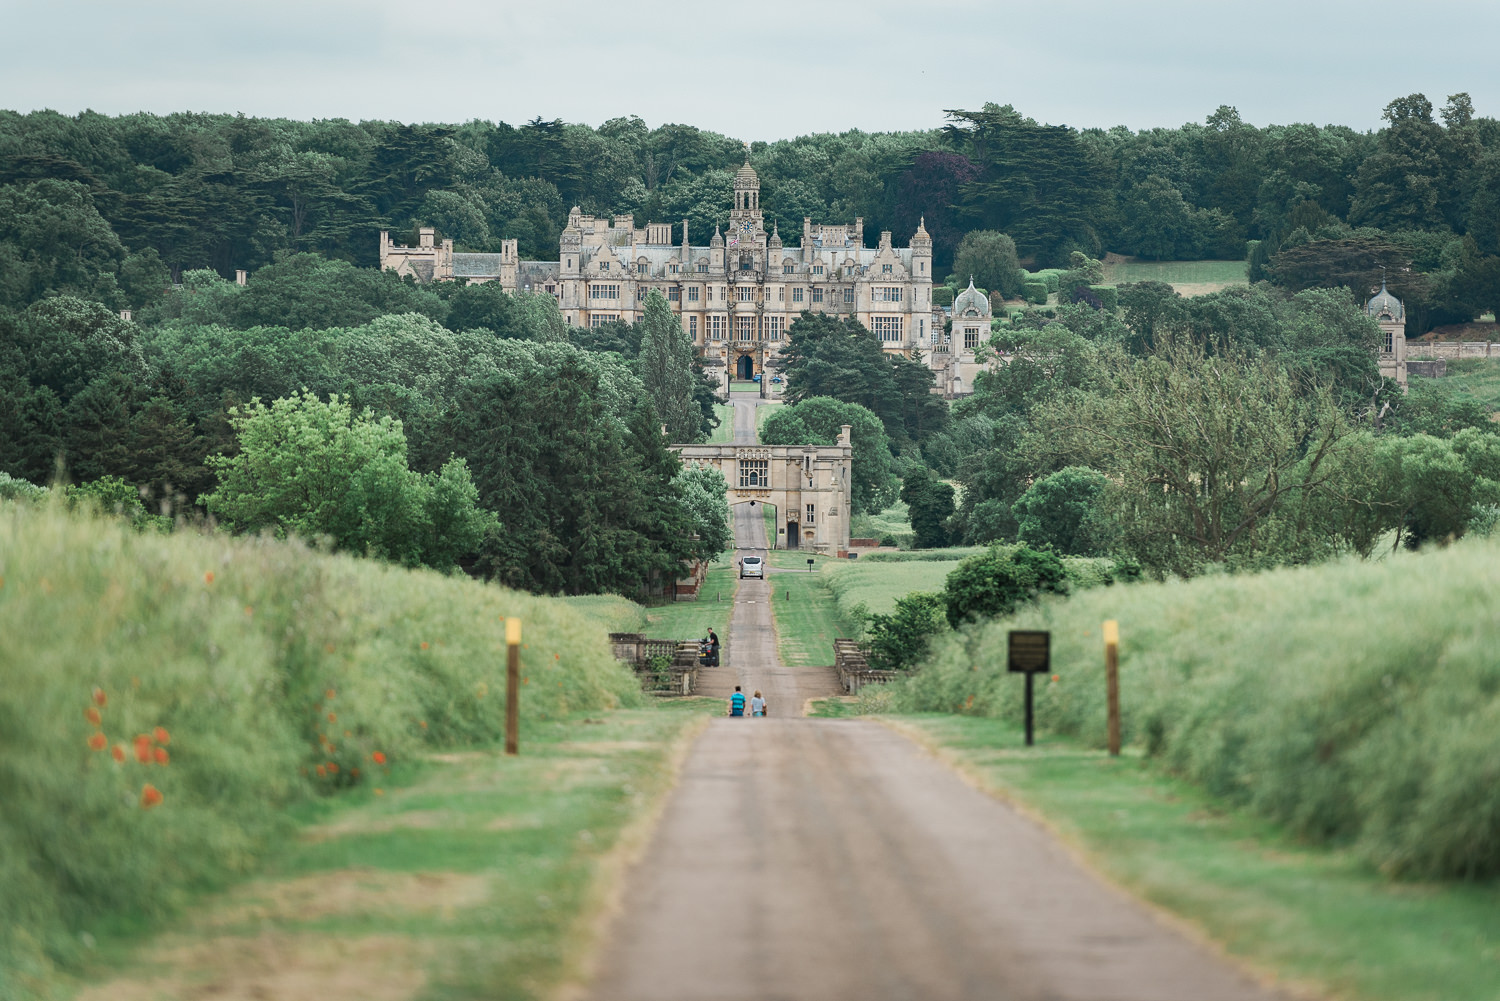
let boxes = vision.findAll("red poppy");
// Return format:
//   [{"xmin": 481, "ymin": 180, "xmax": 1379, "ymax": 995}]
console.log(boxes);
[
  {"xmin": 153, "ymin": 726, "xmax": 170, "ymax": 745},
  {"xmin": 154, "ymin": 747, "xmax": 169, "ymax": 766},
  {"xmin": 87, "ymin": 733, "xmax": 107, "ymax": 751},
  {"xmin": 315, "ymin": 764, "xmax": 326, "ymax": 777},
  {"xmin": 134, "ymin": 735, "xmax": 153, "ymax": 762},
  {"xmin": 140, "ymin": 784, "xmax": 163, "ymax": 809},
  {"xmin": 111, "ymin": 744, "xmax": 126, "ymax": 763},
  {"xmin": 327, "ymin": 712, "xmax": 336, "ymax": 723},
  {"xmin": 244, "ymin": 605, "xmax": 254, "ymax": 616},
  {"xmin": 372, "ymin": 751, "xmax": 386, "ymax": 765},
  {"xmin": 1051, "ymin": 674, "xmax": 1060, "ymax": 683},
  {"xmin": 204, "ymin": 571, "xmax": 214, "ymax": 584},
  {"xmin": 93, "ymin": 688, "xmax": 107, "ymax": 707},
  {"xmin": 326, "ymin": 762, "xmax": 339, "ymax": 774},
  {"xmin": 84, "ymin": 707, "xmax": 102, "ymax": 726},
  {"xmin": 419, "ymin": 720, "xmax": 427, "ymax": 729},
  {"xmin": 325, "ymin": 688, "xmax": 336, "ymax": 700},
  {"xmin": 420, "ymin": 641, "xmax": 429, "ymax": 650}
]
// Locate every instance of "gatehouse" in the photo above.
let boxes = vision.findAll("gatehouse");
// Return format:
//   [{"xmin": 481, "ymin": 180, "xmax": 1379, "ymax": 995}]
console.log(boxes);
[{"xmin": 672, "ymin": 425, "xmax": 853, "ymax": 554}]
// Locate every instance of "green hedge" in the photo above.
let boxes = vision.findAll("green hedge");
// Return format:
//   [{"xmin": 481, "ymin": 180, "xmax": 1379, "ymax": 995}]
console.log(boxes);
[
  {"xmin": 896, "ymin": 537, "xmax": 1500, "ymax": 879},
  {"xmin": 1088, "ymin": 285, "xmax": 1119, "ymax": 310},
  {"xmin": 1022, "ymin": 282, "xmax": 1049, "ymax": 304},
  {"xmin": 1031, "ymin": 269, "xmax": 1063, "ymax": 293}
]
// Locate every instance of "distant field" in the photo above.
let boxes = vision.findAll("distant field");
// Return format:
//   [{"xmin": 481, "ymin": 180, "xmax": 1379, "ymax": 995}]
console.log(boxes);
[{"xmin": 1101, "ymin": 258, "xmax": 1247, "ymax": 296}]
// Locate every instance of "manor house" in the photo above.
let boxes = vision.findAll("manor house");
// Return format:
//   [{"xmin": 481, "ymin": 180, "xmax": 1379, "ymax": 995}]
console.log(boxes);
[{"xmin": 379, "ymin": 158, "xmax": 942, "ymax": 387}]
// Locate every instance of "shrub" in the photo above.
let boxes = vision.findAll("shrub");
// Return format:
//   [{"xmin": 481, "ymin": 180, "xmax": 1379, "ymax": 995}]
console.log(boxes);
[
  {"xmin": 1012, "ymin": 466, "xmax": 1110, "ymax": 556},
  {"xmin": 942, "ymin": 544, "xmax": 1069, "ymax": 628},
  {"xmin": 898, "ymin": 536, "xmax": 1500, "ymax": 879},
  {"xmin": 1022, "ymin": 282, "xmax": 1049, "ymax": 304},
  {"xmin": 865, "ymin": 592, "xmax": 947, "ymax": 672},
  {"xmin": 0, "ymin": 501, "xmax": 639, "ymax": 983},
  {"xmin": 1088, "ymin": 285, "xmax": 1119, "ymax": 311}
]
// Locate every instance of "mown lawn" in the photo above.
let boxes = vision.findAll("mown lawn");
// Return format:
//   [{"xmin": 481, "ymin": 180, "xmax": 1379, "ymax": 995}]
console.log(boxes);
[
  {"xmin": 899, "ymin": 714, "xmax": 1500, "ymax": 1001},
  {"xmin": 1100, "ymin": 258, "xmax": 1247, "ymax": 295},
  {"xmin": 72, "ymin": 702, "xmax": 719, "ymax": 1001}
]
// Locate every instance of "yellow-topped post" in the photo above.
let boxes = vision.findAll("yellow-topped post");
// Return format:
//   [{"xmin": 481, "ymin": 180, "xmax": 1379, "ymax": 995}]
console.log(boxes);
[
  {"xmin": 505, "ymin": 617, "xmax": 522, "ymax": 756},
  {"xmin": 1103, "ymin": 620, "xmax": 1120, "ymax": 757}
]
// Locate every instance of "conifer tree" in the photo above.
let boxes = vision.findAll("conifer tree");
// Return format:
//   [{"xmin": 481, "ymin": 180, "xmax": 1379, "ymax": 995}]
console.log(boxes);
[{"xmin": 638, "ymin": 289, "xmax": 698, "ymax": 442}]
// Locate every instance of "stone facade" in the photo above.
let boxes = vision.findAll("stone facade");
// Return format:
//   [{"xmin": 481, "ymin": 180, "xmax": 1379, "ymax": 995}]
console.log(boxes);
[
  {"xmin": 671, "ymin": 425, "xmax": 853, "ymax": 554},
  {"xmin": 380, "ymin": 158, "xmax": 938, "ymax": 395},
  {"xmin": 1369, "ymin": 281, "xmax": 1408, "ymax": 388}
]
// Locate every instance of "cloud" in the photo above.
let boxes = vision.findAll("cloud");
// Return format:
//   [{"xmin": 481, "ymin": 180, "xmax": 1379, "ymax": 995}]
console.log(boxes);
[{"xmin": 2, "ymin": 0, "xmax": 1496, "ymax": 135}]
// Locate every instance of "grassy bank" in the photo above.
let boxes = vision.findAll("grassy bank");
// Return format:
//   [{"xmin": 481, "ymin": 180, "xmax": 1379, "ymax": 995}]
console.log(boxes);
[
  {"xmin": 897, "ymin": 537, "xmax": 1500, "ymax": 878},
  {"xmin": 850, "ymin": 499, "xmax": 911, "ymax": 547},
  {"xmin": 902, "ymin": 715, "xmax": 1500, "ymax": 1001},
  {"xmin": 1415, "ymin": 357, "xmax": 1500, "ymax": 416},
  {"xmin": 707, "ymin": 403, "xmax": 735, "ymax": 444},
  {"xmin": 0, "ymin": 501, "xmax": 642, "ymax": 996},
  {"xmin": 70, "ymin": 702, "xmax": 717, "ymax": 1001}
]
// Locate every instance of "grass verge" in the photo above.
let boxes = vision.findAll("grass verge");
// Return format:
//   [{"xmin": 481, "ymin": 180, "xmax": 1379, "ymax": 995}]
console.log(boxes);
[
  {"xmin": 70, "ymin": 701, "xmax": 719, "ymax": 1001},
  {"xmin": 643, "ymin": 560, "xmax": 738, "ymax": 644},
  {"xmin": 896, "ymin": 714, "xmax": 1500, "ymax": 1001},
  {"xmin": 767, "ymin": 551, "xmax": 843, "ymax": 666},
  {"xmin": 707, "ymin": 403, "xmax": 735, "ymax": 444}
]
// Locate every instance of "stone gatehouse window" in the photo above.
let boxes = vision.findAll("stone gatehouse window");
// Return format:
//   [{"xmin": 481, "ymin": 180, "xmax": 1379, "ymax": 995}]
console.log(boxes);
[
  {"xmin": 806, "ymin": 503, "xmax": 815, "ymax": 524},
  {"xmin": 1384, "ymin": 330, "xmax": 1394, "ymax": 352},
  {"xmin": 688, "ymin": 286, "xmax": 700, "ymax": 302},
  {"xmin": 739, "ymin": 459, "xmax": 769, "ymax": 488},
  {"xmin": 964, "ymin": 325, "xmax": 980, "ymax": 349}
]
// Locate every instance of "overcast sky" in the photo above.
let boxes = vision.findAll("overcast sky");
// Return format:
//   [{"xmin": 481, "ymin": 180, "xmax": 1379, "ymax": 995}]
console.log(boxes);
[{"xmin": 3, "ymin": 0, "xmax": 1496, "ymax": 138}]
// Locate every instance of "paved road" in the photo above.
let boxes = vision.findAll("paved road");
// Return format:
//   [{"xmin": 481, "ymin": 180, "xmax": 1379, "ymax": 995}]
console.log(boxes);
[
  {"xmin": 586, "ymin": 394, "xmax": 1284, "ymax": 1000},
  {"xmin": 731, "ymin": 396, "xmax": 759, "ymax": 444}
]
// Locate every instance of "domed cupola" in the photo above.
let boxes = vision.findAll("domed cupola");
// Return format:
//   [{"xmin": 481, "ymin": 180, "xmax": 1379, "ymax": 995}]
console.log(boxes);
[
  {"xmin": 731, "ymin": 150, "xmax": 762, "ymax": 223},
  {"xmin": 710, "ymin": 225, "xmax": 724, "ymax": 248},
  {"xmin": 734, "ymin": 153, "xmax": 759, "ymax": 191},
  {"xmin": 1366, "ymin": 280, "xmax": 1404, "ymax": 322},
  {"xmin": 953, "ymin": 277, "xmax": 992, "ymax": 319}
]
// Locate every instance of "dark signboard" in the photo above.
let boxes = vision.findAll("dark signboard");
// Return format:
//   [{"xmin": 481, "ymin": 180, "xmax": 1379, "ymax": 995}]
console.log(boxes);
[{"xmin": 1008, "ymin": 630, "xmax": 1050, "ymax": 673}]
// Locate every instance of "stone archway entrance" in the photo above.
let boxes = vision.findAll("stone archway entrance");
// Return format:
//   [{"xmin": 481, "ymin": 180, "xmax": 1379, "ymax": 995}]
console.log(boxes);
[
  {"xmin": 736, "ymin": 354, "xmax": 754, "ymax": 380},
  {"xmin": 672, "ymin": 429, "xmax": 854, "ymax": 554}
]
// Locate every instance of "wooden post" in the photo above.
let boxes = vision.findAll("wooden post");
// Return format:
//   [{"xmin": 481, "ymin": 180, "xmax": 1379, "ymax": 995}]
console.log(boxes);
[
  {"xmin": 1103, "ymin": 620, "xmax": 1120, "ymax": 757},
  {"xmin": 505, "ymin": 617, "xmax": 521, "ymax": 756}
]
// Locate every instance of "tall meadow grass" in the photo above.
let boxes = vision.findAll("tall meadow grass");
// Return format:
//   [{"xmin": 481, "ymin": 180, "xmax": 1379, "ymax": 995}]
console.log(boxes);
[
  {"xmin": 0, "ymin": 500, "xmax": 640, "ymax": 993},
  {"xmin": 897, "ymin": 539, "xmax": 1500, "ymax": 879}
]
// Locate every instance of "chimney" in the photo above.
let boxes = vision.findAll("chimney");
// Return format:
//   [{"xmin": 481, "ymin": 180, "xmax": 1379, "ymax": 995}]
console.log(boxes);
[
  {"xmin": 838, "ymin": 424, "xmax": 852, "ymax": 446},
  {"xmin": 235, "ymin": 270, "xmax": 248, "ymax": 286},
  {"xmin": 119, "ymin": 309, "xmax": 133, "ymax": 322},
  {"xmin": 419, "ymin": 227, "xmax": 435, "ymax": 249}
]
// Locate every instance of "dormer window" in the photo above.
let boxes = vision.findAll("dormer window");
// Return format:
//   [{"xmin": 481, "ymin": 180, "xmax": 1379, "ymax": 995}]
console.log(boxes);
[
  {"xmin": 600, "ymin": 261, "xmax": 610, "ymax": 272},
  {"xmin": 697, "ymin": 263, "xmax": 708, "ymax": 273},
  {"xmin": 637, "ymin": 263, "xmax": 648, "ymax": 275},
  {"xmin": 812, "ymin": 265, "xmax": 824, "ymax": 276},
  {"xmin": 670, "ymin": 263, "xmax": 679, "ymax": 274}
]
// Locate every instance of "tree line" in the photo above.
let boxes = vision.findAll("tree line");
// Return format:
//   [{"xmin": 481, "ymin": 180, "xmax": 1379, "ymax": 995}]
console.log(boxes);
[{"xmin": 3, "ymin": 94, "xmax": 1498, "ymax": 329}]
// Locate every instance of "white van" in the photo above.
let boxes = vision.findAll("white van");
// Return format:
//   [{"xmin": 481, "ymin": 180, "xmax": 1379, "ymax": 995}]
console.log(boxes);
[{"xmin": 740, "ymin": 556, "xmax": 764, "ymax": 579}]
